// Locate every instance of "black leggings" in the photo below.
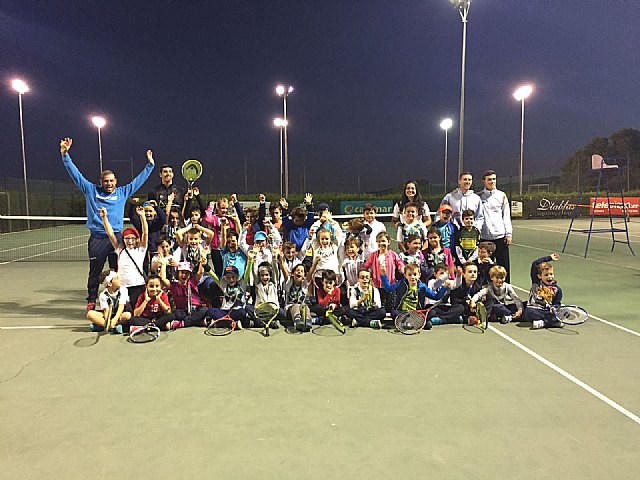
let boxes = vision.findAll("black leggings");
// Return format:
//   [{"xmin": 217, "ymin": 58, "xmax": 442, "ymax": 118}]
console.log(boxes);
[{"xmin": 129, "ymin": 313, "xmax": 175, "ymax": 330}]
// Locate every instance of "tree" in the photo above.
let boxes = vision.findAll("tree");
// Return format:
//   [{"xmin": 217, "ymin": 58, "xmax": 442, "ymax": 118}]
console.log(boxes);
[{"xmin": 559, "ymin": 128, "xmax": 640, "ymax": 192}]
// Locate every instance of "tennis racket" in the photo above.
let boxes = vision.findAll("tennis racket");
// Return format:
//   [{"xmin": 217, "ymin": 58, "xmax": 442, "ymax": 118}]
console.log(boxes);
[
  {"xmin": 205, "ymin": 312, "xmax": 237, "ymax": 336},
  {"xmin": 475, "ymin": 301, "xmax": 488, "ymax": 331},
  {"xmin": 128, "ymin": 323, "xmax": 161, "ymax": 343},
  {"xmin": 325, "ymin": 308, "xmax": 346, "ymax": 334},
  {"xmin": 394, "ymin": 287, "xmax": 450, "ymax": 335},
  {"xmin": 181, "ymin": 159, "xmax": 203, "ymax": 191},
  {"xmin": 552, "ymin": 305, "xmax": 589, "ymax": 325},
  {"xmin": 255, "ymin": 302, "xmax": 280, "ymax": 337}
]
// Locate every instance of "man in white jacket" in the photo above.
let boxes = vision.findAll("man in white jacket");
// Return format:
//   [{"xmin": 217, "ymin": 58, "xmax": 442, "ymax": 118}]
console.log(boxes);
[
  {"xmin": 440, "ymin": 171, "xmax": 484, "ymax": 232},
  {"xmin": 479, "ymin": 170, "xmax": 513, "ymax": 281}
]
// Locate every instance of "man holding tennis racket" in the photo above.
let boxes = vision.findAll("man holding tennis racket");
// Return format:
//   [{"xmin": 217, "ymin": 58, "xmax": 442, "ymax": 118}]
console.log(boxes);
[
  {"xmin": 148, "ymin": 164, "xmax": 185, "ymax": 212},
  {"xmin": 60, "ymin": 138, "xmax": 155, "ymax": 312}
]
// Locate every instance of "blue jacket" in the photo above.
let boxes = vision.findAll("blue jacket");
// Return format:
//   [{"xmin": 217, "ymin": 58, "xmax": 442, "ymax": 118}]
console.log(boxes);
[
  {"xmin": 381, "ymin": 274, "xmax": 448, "ymax": 310},
  {"xmin": 62, "ymin": 153, "xmax": 154, "ymax": 234}
]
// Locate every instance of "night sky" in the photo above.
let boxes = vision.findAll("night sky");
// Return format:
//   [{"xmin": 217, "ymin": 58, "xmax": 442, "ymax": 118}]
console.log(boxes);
[{"xmin": 1, "ymin": 0, "xmax": 638, "ymax": 194}]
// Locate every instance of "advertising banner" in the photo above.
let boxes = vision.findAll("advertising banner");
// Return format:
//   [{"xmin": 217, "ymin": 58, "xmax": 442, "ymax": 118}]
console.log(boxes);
[
  {"xmin": 589, "ymin": 197, "xmax": 640, "ymax": 216},
  {"xmin": 339, "ymin": 200, "xmax": 394, "ymax": 215}
]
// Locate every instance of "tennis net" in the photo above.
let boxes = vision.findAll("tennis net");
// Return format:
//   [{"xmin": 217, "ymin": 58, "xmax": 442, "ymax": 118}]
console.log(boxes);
[{"xmin": 0, "ymin": 215, "xmax": 90, "ymax": 262}]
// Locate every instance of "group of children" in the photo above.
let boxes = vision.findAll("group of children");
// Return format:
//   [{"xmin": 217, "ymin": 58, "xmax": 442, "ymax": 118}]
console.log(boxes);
[{"xmin": 87, "ymin": 191, "xmax": 564, "ymax": 334}]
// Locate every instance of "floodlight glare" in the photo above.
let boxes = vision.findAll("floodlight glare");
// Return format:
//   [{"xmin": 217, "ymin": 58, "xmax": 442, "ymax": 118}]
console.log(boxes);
[
  {"xmin": 440, "ymin": 118, "xmax": 453, "ymax": 130},
  {"xmin": 276, "ymin": 85, "xmax": 285, "ymax": 96},
  {"xmin": 513, "ymin": 85, "xmax": 533, "ymax": 101},
  {"xmin": 12, "ymin": 79, "xmax": 29, "ymax": 94},
  {"xmin": 92, "ymin": 116, "xmax": 106, "ymax": 129},
  {"xmin": 273, "ymin": 118, "xmax": 288, "ymax": 127}
]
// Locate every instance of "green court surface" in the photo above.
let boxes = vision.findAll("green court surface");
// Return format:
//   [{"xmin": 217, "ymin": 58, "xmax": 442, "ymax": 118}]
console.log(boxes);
[{"xmin": 1, "ymin": 219, "xmax": 638, "ymax": 479}]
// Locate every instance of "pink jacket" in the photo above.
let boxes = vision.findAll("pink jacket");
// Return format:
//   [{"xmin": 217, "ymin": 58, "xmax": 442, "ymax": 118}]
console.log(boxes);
[{"xmin": 363, "ymin": 250, "xmax": 405, "ymax": 288}]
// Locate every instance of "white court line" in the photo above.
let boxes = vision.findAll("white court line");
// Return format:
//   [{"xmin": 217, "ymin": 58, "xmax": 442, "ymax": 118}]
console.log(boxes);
[
  {"xmin": 0, "ymin": 325, "xmax": 78, "ymax": 330},
  {"xmin": 488, "ymin": 324, "xmax": 640, "ymax": 426},
  {"xmin": 513, "ymin": 242, "xmax": 640, "ymax": 272},
  {"xmin": 516, "ymin": 223, "xmax": 640, "ymax": 242},
  {"xmin": 0, "ymin": 241, "xmax": 86, "ymax": 264},
  {"xmin": 512, "ymin": 284, "xmax": 640, "ymax": 337}
]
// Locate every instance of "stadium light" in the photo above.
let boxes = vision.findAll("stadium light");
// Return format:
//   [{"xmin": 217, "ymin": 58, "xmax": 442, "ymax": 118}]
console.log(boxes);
[
  {"xmin": 513, "ymin": 85, "xmax": 533, "ymax": 196},
  {"xmin": 449, "ymin": 0, "xmax": 471, "ymax": 178},
  {"xmin": 273, "ymin": 117, "xmax": 288, "ymax": 197},
  {"xmin": 440, "ymin": 118, "xmax": 454, "ymax": 192},
  {"xmin": 91, "ymin": 116, "xmax": 107, "ymax": 174},
  {"xmin": 275, "ymin": 84, "xmax": 293, "ymax": 196},
  {"xmin": 11, "ymin": 78, "xmax": 30, "ymax": 226}
]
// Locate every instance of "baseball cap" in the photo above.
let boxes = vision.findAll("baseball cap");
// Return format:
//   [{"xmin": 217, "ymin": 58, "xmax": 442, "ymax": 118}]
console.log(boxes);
[
  {"xmin": 224, "ymin": 265, "xmax": 239, "ymax": 276},
  {"xmin": 316, "ymin": 202, "xmax": 330, "ymax": 212},
  {"xmin": 438, "ymin": 204, "xmax": 453, "ymax": 213},
  {"xmin": 122, "ymin": 227, "xmax": 140, "ymax": 238},
  {"xmin": 254, "ymin": 231, "xmax": 268, "ymax": 242},
  {"xmin": 177, "ymin": 262, "xmax": 192, "ymax": 272}
]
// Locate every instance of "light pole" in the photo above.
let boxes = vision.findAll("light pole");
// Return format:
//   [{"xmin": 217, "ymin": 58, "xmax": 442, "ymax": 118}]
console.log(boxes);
[
  {"xmin": 11, "ymin": 78, "xmax": 30, "ymax": 227},
  {"xmin": 273, "ymin": 118, "xmax": 288, "ymax": 197},
  {"xmin": 513, "ymin": 84, "xmax": 533, "ymax": 196},
  {"xmin": 276, "ymin": 85, "xmax": 293, "ymax": 197},
  {"xmin": 449, "ymin": 0, "xmax": 471, "ymax": 178},
  {"xmin": 440, "ymin": 118, "xmax": 453, "ymax": 192},
  {"xmin": 91, "ymin": 116, "xmax": 106, "ymax": 174}
]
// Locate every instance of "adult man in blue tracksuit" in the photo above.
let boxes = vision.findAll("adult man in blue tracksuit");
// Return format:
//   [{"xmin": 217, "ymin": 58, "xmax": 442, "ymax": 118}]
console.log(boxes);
[{"xmin": 60, "ymin": 137, "xmax": 155, "ymax": 311}]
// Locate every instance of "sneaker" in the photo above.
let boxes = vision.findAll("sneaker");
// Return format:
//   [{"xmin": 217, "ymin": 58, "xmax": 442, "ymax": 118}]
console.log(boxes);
[
  {"xmin": 89, "ymin": 322, "xmax": 104, "ymax": 332},
  {"xmin": 424, "ymin": 319, "xmax": 433, "ymax": 330},
  {"xmin": 311, "ymin": 317, "xmax": 323, "ymax": 326},
  {"xmin": 270, "ymin": 320, "xmax": 280, "ymax": 329},
  {"xmin": 108, "ymin": 324, "xmax": 123, "ymax": 335},
  {"xmin": 430, "ymin": 316, "xmax": 443, "ymax": 326},
  {"xmin": 351, "ymin": 318, "xmax": 358, "ymax": 328},
  {"xmin": 532, "ymin": 320, "xmax": 545, "ymax": 329},
  {"xmin": 170, "ymin": 320, "xmax": 185, "ymax": 330},
  {"xmin": 369, "ymin": 319, "xmax": 382, "ymax": 329},
  {"xmin": 467, "ymin": 315, "xmax": 479, "ymax": 326},
  {"xmin": 501, "ymin": 315, "xmax": 513, "ymax": 324},
  {"xmin": 236, "ymin": 319, "xmax": 244, "ymax": 330},
  {"xmin": 85, "ymin": 301, "xmax": 96, "ymax": 314}
]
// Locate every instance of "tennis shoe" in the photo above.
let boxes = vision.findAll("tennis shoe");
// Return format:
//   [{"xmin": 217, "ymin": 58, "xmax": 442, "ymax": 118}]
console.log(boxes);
[
  {"xmin": 501, "ymin": 315, "xmax": 513, "ymax": 324},
  {"xmin": 236, "ymin": 319, "xmax": 243, "ymax": 330},
  {"xmin": 424, "ymin": 319, "xmax": 433, "ymax": 330},
  {"xmin": 108, "ymin": 324, "xmax": 123, "ymax": 335},
  {"xmin": 369, "ymin": 320, "xmax": 382, "ymax": 329},
  {"xmin": 531, "ymin": 320, "xmax": 545, "ymax": 329},
  {"xmin": 170, "ymin": 320, "xmax": 185, "ymax": 330},
  {"xmin": 467, "ymin": 315, "xmax": 479, "ymax": 326},
  {"xmin": 270, "ymin": 320, "xmax": 280, "ymax": 329},
  {"xmin": 430, "ymin": 316, "xmax": 443, "ymax": 325},
  {"xmin": 89, "ymin": 322, "xmax": 104, "ymax": 332},
  {"xmin": 351, "ymin": 318, "xmax": 358, "ymax": 328},
  {"xmin": 85, "ymin": 301, "xmax": 96, "ymax": 314}
]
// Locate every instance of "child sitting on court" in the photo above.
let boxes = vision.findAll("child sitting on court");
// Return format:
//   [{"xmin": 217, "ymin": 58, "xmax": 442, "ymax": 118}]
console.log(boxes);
[
  {"xmin": 87, "ymin": 270, "xmax": 132, "ymax": 333},
  {"xmin": 396, "ymin": 202, "xmax": 429, "ymax": 252},
  {"xmin": 436, "ymin": 262, "xmax": 481, "ymax": 326},
  {"xmin": 454, "ymin": 209, "xmax": 481, "ymax": 269},
  {"xmin": 470, "ymin": 265, "xmax": 523, "ymax": 324},
  {"xmin": 159, "ymin": 260, "xmax": 209, "ymax": 329},
  {"xmin": 310, "ymin": 271, "xmax": 347, "ymax": 326},
  {"xmin": 130, "ymin": 274, "xmax": 175, "ymax": 332},
  {"xmin": 346, "ymin": 268, "xmax": 386, "ymax": 329},
  {"xmin": 475, "ymin": 241, "xmax": 496, "ymax": 286},
  {"xmin": 100, "ymin": 206, "xmax": 148, "ymax": 306},
  {"xmin": 205, "ymin": 258, "xmax": 253, "ymax": 329},
  {"xmin": 380, "ymin": 262, "xmax": 450, "ymax": 330},
  {"xmin": 524, "ymin": 253, "xmax": 563, "ymax": 329},
  {"xmin": 282, "ymin": 263, "xmax": 313, "ymax": 331},
  {"xmin": 426, "ymin": 263, "xmax": 449, "ymax": 305}
]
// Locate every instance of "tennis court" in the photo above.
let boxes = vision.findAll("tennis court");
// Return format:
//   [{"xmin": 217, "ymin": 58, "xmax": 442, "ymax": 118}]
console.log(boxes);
[{"xmin": 1, "ymin": 218, "xmax": 639, "ymax": 479}]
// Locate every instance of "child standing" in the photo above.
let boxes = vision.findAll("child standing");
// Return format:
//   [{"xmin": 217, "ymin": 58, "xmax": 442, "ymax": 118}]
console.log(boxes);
[
  {"xmin": 100, "ymin": 206, "xmax": 148, "ymax": 306},
  {"xmin": 423, "ymin": 226, "xmax": 456, "ymax": 280},
  {"xmin": 470, "ymin": 265, "xmax": 523, "ymax": 324},
  {"xmin": 454, "ymin": 209, "xmax": 481, "ymax": 268},
  {"xmin": 280, "ymin": 193, "xmax": 315, "ymax": 251},
  {"xmin": 525, "ymin": 253, "xmax": 563, "ymax": 329},
  {"xmin": 435, "ymin": 204, "xmax": 455, "ymax": 249},
  {"xmin": 362, "ymin": 231, "xmax": 405, "ymax": 311},
  {"xmin": 362, "ymin": 203, "xmax": 387, "ymax": 257},
  {"xmin": 396, "ymin": 202, "xmax": 429, "ymax": 252},
  {"xmin": 400, "ymin": 233, "xmax": 430, "ymax": 282}
]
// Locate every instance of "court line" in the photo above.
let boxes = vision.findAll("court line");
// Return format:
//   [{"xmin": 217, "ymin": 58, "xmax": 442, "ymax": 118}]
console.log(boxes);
[
  {"xmin": 0, "ymin": 241, "xmax": 86, "ymax": 264},
  {"xmin": 0, "ymin": 325, "xmax": 79, "ymax": 330},
  {"xmin": 488, "ymin": 324, "xmax": 640, "ymax": 426},
  {"xmin": 516, "ymin": 223, "xmax": 640, "ymax": 243},
  {"xmin": 513, "ymin": 242, "xmax": 640, "ymax": 272},
  {"xmin": 511, "ymin": 284, "xmax": 640, "ymax": 337},
  {"xmin": 0, "ymin": 232, "xmax": 87, "ymax": 254}
]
